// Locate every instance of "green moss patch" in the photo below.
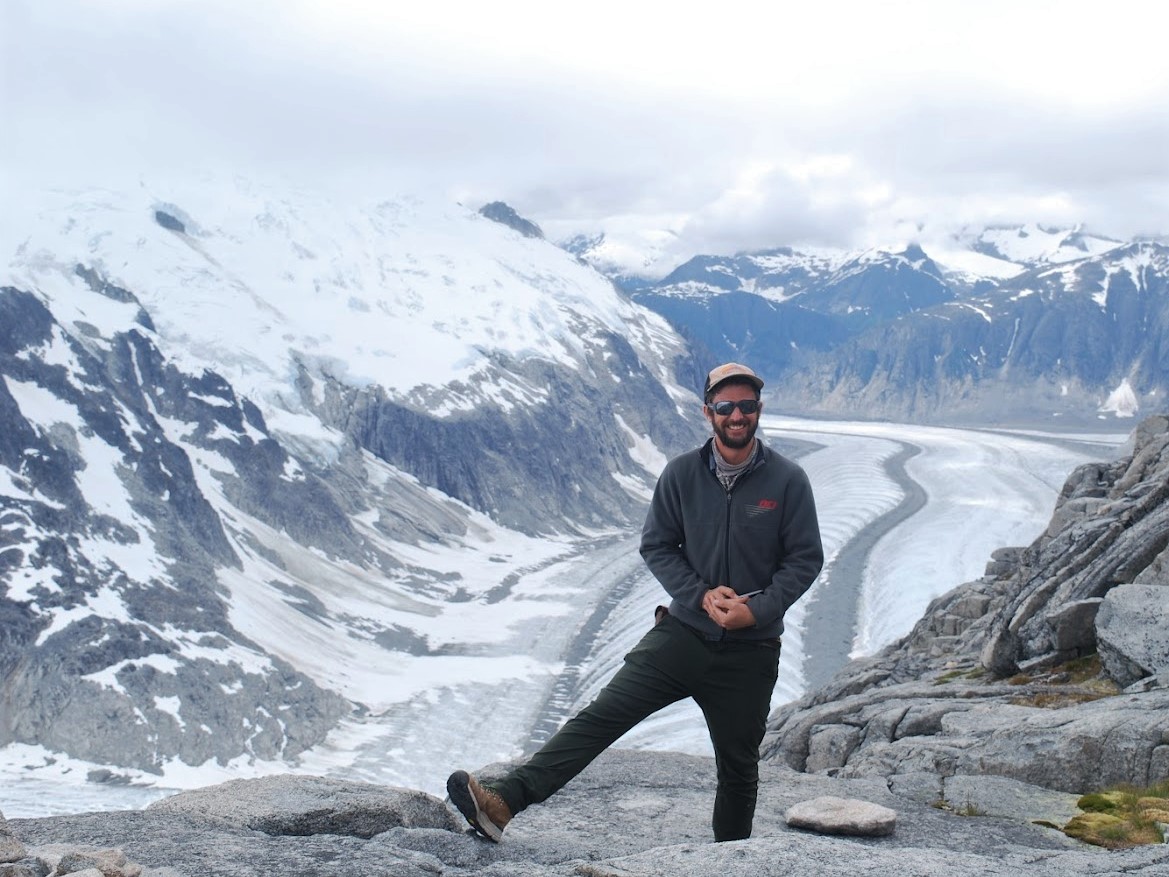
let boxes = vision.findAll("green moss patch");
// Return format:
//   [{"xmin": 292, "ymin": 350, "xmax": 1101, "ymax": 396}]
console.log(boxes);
[{"xmin": 1062, "ymin": 782, "xmax": 1169, "ymax": 848}]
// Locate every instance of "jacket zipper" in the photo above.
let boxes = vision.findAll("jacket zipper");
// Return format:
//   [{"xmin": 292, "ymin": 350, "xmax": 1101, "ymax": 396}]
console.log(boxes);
[
  {"xmin": 720, "ymin": 452, "xmax": 764, "ymax": 598},
  {"xmin": 723, "ymin": 489, "xmax": 733, "ymax": 592}
]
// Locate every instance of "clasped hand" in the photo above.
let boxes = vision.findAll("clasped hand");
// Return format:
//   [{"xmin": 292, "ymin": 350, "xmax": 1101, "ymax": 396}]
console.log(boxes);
[{"xmin": 702, "ymin": 585, "xmax": 757, "ymax": 630}]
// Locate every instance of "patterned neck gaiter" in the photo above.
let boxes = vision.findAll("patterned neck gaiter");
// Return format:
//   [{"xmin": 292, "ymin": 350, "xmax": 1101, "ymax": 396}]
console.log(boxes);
[{"xmin": 712, "ymin": 440, "xmax": 757, "ymax": 491}]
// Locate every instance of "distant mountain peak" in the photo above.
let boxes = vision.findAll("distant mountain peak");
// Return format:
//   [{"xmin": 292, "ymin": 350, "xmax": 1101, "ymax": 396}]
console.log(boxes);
[
  {"xmin": 478, "ymin": 201, "xmax": 544, "ymax": 239},
  {"xmin": 554, "ymin": 224, "xmax": 684, "ymax": 283},
  {"xmin": 968, "ymin": 223, "xmax": 1123, "ymax": 266},
  {"xmin": 561, "ymin": 231, "xmax": 606, "ymax": 257},
  {"xmin": 902, "ymin": 242, "xmax": 929, "ymax": 263}
]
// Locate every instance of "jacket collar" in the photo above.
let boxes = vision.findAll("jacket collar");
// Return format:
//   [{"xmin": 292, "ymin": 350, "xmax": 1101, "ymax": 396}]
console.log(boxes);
[{"xmin": 700, "ymin": 436, "xmax": 767, "ymax": 473}]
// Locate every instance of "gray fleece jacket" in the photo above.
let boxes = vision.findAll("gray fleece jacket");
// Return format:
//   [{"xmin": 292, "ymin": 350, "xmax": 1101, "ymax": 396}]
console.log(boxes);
[{"xmin": 639, "ymin": 437, "xmax": 824, "ymax": 641}]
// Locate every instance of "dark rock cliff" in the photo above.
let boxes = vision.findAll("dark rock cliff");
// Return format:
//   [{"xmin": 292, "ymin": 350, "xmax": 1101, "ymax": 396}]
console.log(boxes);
[{"xmin": 0, "ymin": 287, "xmax": 350, "ymax": 771}]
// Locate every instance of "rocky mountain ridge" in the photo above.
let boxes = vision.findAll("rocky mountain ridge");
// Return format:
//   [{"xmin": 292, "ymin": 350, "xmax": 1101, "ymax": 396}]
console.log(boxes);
[{"xmin": 604, "ymin": 226, "xmax": 1169, "ymax": 425}]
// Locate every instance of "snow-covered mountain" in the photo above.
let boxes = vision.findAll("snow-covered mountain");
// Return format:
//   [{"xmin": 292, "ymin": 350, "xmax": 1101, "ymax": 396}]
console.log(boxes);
[
  {"xmin": 566, "ymin": 222, "xmax": 1127, "ymax": 288},
  {"xmin": 559, "ymin": 226, "xmax": 685, "ymax": 292},
  {"xmin": 0, "ymin": 180, "xmax": 704, "ymax": 789},
  {"xmin": 967, "ymin": 223, "xmax": 1125, "ymax": 268},
  {"xmin": 599, "ymin": 225, "xmax": 1168, "ymax": 424}
]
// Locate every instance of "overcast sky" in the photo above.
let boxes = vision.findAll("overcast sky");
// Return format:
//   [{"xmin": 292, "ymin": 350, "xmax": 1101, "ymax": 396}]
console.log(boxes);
[{"xmin": 4, "ymin": 0, "xmax": 1168, "ymax": 271}]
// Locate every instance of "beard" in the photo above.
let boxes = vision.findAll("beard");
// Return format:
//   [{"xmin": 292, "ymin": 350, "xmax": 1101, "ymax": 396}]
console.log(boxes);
[{"xmin": 713, "ymin": 417, "xmax": 758, "ymax": 450}]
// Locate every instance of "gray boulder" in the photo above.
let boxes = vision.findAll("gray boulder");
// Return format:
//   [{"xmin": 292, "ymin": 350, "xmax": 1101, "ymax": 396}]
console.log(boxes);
[
  {"xmin": 146, "ymin": 774, "xmax": 460, "ymax": 837},
  {"xmin": 40, "ymin": 845, "xmax": 142, "ymax": 877},
  {"xmin": 784, "ymin": 796, "xmax": 897, "ymax": 836},
  {"xmin": 1, "ymin": 809, "xmax": 28, "ymax": 864},
  {"xmin": 1096, "ymin": 583, "xmax": 1169, "ymax": 686}
]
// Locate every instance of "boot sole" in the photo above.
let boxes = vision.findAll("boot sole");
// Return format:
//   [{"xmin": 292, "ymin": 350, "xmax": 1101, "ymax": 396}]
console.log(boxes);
[{"xmin": 447, "ymin": 770, "xmax": 503, "ymax": 843}]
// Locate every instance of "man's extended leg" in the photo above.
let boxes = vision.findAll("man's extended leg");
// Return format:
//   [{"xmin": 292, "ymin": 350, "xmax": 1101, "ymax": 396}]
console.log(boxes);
[
  {"xmin": 696, "ymin": 640, "xmax": 779, "ymax": 841},
  {"xmin": 489, "ymin": 614, "xmax": 702, "ymax": 816}
]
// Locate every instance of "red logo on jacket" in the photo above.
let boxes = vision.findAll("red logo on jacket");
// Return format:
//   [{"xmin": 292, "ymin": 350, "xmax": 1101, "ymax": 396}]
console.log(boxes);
[{"xmin": 746, "ymin": 498, "xmax": 779, "ymax": 518}]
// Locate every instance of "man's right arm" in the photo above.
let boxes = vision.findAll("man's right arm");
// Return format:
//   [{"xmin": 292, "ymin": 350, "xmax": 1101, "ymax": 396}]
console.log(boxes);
[{"xmin": 639, "ymin": 465, "xmax": 709, "ymax": 612}]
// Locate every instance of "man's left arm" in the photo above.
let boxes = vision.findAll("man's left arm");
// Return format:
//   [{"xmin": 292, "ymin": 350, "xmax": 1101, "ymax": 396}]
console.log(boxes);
[{"xmin": 746, "ymin": 467, "xmax": 824, "ymax": 629}]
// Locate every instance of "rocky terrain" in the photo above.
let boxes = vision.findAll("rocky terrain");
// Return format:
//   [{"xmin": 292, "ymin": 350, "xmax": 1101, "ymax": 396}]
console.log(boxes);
[
  {"xmin": 5, "ymin": 418, "xmax": 1169, "ymax": 875},
  {"xmin": 762, "ymin": 414, "xmax": 1169, "ymax": 795},
  {"xmin": 5, "ymin": 750, "xmax": 1169, "ymax": 877}
]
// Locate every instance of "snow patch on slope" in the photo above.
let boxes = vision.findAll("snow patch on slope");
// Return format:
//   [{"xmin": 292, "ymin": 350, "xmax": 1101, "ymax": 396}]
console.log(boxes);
[
  {"xmin": 1099, "ymin": 378, "xmax": 1139, "ymax": 418},
  {"xmin": 4, "ymin": 179, "xmax": 684, "ymax": 445}
]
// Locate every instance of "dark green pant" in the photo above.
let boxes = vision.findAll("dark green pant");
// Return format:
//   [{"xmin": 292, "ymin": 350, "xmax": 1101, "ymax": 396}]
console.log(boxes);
[{"xmin": 491, "ymin": 612, "xmax": 780, "ymax": 841}]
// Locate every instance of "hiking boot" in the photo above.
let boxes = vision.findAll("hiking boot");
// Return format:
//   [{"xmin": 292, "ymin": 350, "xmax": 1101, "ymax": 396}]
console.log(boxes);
[{"xmin": 447, "ymin": 770, "xmax": 512, "ymax": 842}]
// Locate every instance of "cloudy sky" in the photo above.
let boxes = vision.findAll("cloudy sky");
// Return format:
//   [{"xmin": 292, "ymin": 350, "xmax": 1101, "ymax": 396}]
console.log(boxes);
[{"xmin": 4, "ymin": 0, "xmax": 1167, "ymax": 273}]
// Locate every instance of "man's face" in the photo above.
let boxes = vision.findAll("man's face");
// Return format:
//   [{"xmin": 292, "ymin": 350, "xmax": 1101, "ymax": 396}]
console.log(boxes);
[{"xmin": 704, "ymin": 383, "xmax": 761, "ymax": 451}]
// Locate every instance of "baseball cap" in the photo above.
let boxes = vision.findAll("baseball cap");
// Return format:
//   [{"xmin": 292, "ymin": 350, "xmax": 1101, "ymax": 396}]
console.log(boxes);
[{"xmin": 703, "ymin": 362, "xmax": 764, "ymax": 396}]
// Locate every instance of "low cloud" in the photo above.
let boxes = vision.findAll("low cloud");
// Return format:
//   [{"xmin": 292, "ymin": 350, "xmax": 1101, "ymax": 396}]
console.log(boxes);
[{"xmin": 5, "ymin": 0, "xmax": 1167, "ymax": 267}]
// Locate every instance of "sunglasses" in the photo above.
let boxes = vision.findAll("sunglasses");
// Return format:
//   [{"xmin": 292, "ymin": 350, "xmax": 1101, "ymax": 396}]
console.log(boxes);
[{"xmin": 709, "ymin": 399, "xmax": 760, "ymax": 416}]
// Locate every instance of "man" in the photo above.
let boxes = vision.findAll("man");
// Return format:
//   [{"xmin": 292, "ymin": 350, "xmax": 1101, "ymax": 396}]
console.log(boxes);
[{"xmin": 448, "ymin": 362, "xmax": 823, "ymax": 843}]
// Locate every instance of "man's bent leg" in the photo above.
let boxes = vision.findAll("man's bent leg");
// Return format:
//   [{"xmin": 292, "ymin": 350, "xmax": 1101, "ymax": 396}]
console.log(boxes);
[
  {"xmin": 491, "ymin": 616, "xmax": 697, "ymax": 815},
  {"xmin": 697, "ymin": 641, "xmax": 779, "ymax": 841}
]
